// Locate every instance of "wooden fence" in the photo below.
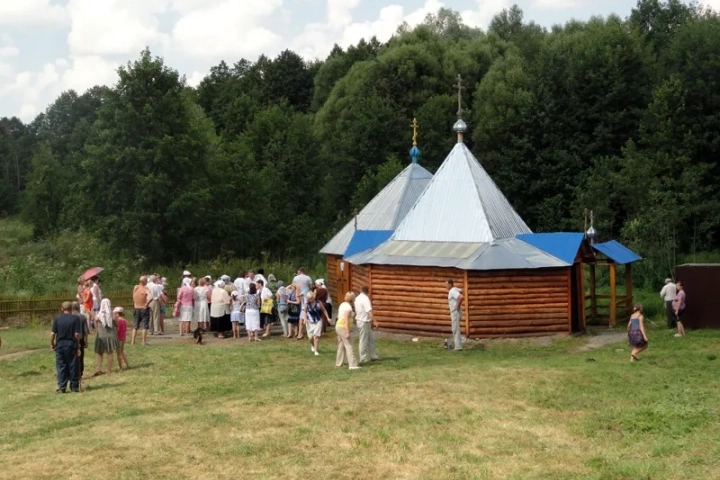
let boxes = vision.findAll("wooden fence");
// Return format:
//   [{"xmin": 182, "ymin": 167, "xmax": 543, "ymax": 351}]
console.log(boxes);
[{"xmin": 0, "ymin": 290, "xmax": 177, "ymax": 321}]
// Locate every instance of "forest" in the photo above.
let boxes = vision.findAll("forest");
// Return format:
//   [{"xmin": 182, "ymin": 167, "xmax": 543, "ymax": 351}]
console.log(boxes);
[{"xmin": 0, "ymin": 0, "xmax": 719, "ymax": 291}]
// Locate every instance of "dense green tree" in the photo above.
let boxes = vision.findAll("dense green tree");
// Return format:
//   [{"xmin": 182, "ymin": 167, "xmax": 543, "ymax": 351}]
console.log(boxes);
[
  {"xmin": 0, "ymin": 117, "xmax": 34, "ymax": 214},
  {"xmin": 4, "ymin": 3, "xmax": 720, "ymax": 286},
  {"xmin": 20, "ymin": 142, "xmax": 66, "ymax": 237},
  {"xmin": 80, "ymin": 49, "xmax": 215, "ymax": 263}
]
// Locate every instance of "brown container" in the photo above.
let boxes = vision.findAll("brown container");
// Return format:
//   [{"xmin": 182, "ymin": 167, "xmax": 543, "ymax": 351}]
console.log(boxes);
[{"xmin": 675, "ymin": 264, "xmax": 720, "ymax": 329}]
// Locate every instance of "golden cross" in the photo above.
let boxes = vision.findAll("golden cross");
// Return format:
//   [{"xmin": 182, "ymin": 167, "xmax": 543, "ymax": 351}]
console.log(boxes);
[
  {"xmin": 411, "ymin": 118, "xmax": 419, "ymax": 146},
  {"xmin": 454, "ymin": 74, "xmax": 465, "ymax": 118}
]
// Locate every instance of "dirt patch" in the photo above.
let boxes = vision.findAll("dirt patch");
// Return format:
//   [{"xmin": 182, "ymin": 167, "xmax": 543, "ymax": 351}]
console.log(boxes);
[
  {"xmin": 0, "ymin": 349, "xmax": 40, "ymax": 362},
  {"xmin": 575, "ymin": 330, "xmax": 627, "ymax": 353}
]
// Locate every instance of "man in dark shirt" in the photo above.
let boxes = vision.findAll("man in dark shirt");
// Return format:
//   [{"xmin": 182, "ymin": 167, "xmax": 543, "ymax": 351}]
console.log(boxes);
[
  {"xmin": 51, "ymin": 302, "xmax": 82, "ymax": 393},
  {"xmin": 71, "ymin": 302, "xmax": 89, "ymax": 385}
]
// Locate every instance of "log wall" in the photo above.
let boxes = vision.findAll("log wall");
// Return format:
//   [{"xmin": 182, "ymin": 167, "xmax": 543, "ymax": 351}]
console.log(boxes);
[
  {"xmin": 351, "ymin": 264, "xmax": 369, "ymax": 295},
  {"xmin": 367, "ymin": 264, "xmax": 572, "ymax": 338},
  {"xmin": 466, "ymin": 268, "xmax": 571, "ymax": 337},
  {"xmin": 370, "ymin": 264, "xmax": 462, "ymax": 337}
]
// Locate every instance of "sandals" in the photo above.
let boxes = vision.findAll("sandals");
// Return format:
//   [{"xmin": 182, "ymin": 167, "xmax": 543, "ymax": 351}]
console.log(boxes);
[{"xmin": 631, "ymin": 354, "xmax": 640, "ymax": 362}]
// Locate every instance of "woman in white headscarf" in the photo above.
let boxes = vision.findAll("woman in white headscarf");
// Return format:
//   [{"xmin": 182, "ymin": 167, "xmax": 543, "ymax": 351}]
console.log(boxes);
[
  {"xmin": 93, "ymin": 298, "xmax": 119, "ymax": 376},
  {"xmin": 210, "ymin": 280, "xmax": 231, "ymax": 338}
]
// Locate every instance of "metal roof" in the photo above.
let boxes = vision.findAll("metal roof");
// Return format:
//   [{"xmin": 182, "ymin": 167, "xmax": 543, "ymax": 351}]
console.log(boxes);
[
  {"xmin": 344, "ymin": 230, "xmax": 393, "ymax": 258},
  {"xmin": 516, "ymin": 233, "xmax": 584, "ymax": 264},
  {"xmin": 344, "ymin": 238, "xmax": 569, "ymax": 271},
  {"xmin": 593, "ymin": 240, "xmax": 642, "ymax": 265},
  {"xmin": 392, "ymin": 142, "xmax": 531, "ymax": 243},
  {"xmin": 319, "ymin": 163, "xmax": 433, "ymax": 255}
]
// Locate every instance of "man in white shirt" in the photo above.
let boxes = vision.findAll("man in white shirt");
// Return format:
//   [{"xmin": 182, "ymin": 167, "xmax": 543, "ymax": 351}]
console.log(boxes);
[
  {"xmin": 354, "ymin": 286, "xmax": 379, "ymax": 363},
  {"xmin": 660, "ymin": 278, "xmax": 677, "ymax": 329},
  {"xmin": 146, "ymin": 275, "xmax": 163, "ymax": 335},
  {"xmin": 234, "ymin": 272, "xmax": 246, "ymax": 296},
  {"xmin": 292, "ymin": 268, "xmax": 312, "ymax": 294},
  {"xmin": 446, "ymin": 278, "xmax": 464, "ymax": 351}
]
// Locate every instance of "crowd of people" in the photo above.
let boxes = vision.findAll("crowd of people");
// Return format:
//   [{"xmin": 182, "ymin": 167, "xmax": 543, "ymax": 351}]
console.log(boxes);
[
  {"xmin": 47, "ymin": 268, "xmax": 690, "ymax": 391},
  {"xmin": 52, "ymin": 268, "xmax": 380, "ymax": 392}
]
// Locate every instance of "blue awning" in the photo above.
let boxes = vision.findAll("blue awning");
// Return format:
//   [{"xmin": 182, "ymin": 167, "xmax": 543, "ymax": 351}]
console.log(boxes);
[
  {"xmin": 344, "ymin": 230, "xmax": 394, "ymax": 258},
  {"xmin": 593, "ymin": 240, "xmax": 642, "ymax": 265},
  {"xmin": 516, "ymin": 233, "xmax": 584, "ymax": 264}
]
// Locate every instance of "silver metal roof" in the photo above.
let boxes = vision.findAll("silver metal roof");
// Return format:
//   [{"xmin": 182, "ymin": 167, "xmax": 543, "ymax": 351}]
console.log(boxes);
[
  {"xmin": 344, "ymin": 238, "xmax": 569, "ymax": 271},
  {"xmin": 392, "ymin": 143, "xmax": 532, "ymax": 243},
  {"xmin": 319, "ymin": 163, "xmax": 433, "ymax": 255}
]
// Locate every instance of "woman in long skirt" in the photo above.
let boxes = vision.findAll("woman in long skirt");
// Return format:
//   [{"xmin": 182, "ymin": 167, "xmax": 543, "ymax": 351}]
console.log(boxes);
[
  {"xmin": 194, "ymin": 278, "xmax": 210, "ymax": 331},
  {"xmin": 245, "ymin": 283, "xmax": 262, "ymax": 342},
  {"xmin": 210, "ymin": 280, "xmax": 231, "ymax": 338},
  {"xmin": 93, "ymin": 298, "xmax": 119, "ymax": 375},
  {"xmin": 287, "ymin": 285, "xmax": 301, "ymax": 339},
  {"xmin": 627, "ymin": 303, "xmax": 648, "ymax": 362}
]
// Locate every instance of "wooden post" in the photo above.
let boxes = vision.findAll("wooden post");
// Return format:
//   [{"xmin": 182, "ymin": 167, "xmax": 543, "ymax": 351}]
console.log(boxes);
[
  {"xmin": 579, "ymin": 262, "xmax": 586, "ymax": 330},
  {"xmin": 625, "ymin": 264, "xmax": 633, "ymax": 319},
  {"xmin": 609, "ymin": 263, "xmax": 617, "ymax": 327},
  {"xmin": 463, "ymin": 270, "xmax": 470, "ymax": 338},
  {"xmin": 589, "ymin": 264, "xmax": 597, "ymax": 321},
  {"xmin": 567, "ymin": 268, "xmax": 572, "ymax": 333}
]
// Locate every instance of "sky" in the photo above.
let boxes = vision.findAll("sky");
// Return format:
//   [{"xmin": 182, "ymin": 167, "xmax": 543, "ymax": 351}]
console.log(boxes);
[{"xmin": 0, "ymin": 0, "xmax": 695, "ymax": 122}]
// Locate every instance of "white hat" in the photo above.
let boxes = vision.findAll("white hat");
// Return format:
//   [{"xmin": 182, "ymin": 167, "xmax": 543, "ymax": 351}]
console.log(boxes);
[
  {"xmin": 231, "ymin": 291, "xmax": 239, "ymax": 298},
  {"xmin": 183, "ymin": 270, "xmax": 191, "ymax": 276},
  {"xmin": 204, "ymin": 275, "xmax": 212, "ymax": 280},
  {"xmin": 113, "ymin": 306, "xmax": 124, "ymax": 314},
  {"xmin": 315, "ymin": 278, "xmax": 325, "ymax": 286}
]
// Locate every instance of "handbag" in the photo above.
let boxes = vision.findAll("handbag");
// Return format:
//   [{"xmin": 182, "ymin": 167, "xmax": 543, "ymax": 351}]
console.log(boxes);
[{"xmin": 261, "ymin": 298, "xmax": 273, "ymax": 314}]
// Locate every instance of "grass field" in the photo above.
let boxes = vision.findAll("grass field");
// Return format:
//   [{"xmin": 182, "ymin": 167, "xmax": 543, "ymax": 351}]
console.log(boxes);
[{"xmin": 0, "ymin": 325, "xmax": 718, "ymax": 480}]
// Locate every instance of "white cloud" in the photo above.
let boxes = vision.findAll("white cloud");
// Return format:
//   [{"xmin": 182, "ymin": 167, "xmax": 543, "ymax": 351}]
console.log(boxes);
[
  {"xmin": 294, "ymin": 0, "xmax": 445, "ymax": 61},
  {"xmin": 186, "ymin": 71, "xmax": 205, "ymax": 87},
  {"xmin": 327, "ymin": 0, "xmax": 362, "ymax": 28},
  {"xmin": 0, "ymin": 0, "xmax": 69, "ymax": 28},
  {"xmin": 0, "ymin": 46, "xmax": 20, "ymax": 57},
  {"xmin": 61, "ymin": 56, "xmax": 119, "ymax": 93},
  {"xmin": 0, "ymin": 62, "xmax": 14, "ymax": 79},
  {"xmin": 66, "ymin": 0, "xmax": 169, "ymax": 56},
  {"xmin": 171, "ymin": 0, "xmax": 283, "ymax": 57},
  {"xmin": 0, "ymin": 63, "xmax": 63, "ymax": 120},
  {"xmin": 462, "ymin": 0, "xmax": 512, "ymax": 28},
  {"xmin": 532, "ymin": 0, "xmax": 579, "ymax": 8},
  {"xmin": 19, "ymin": 104, "xmax": 37, "ymax": 119}
]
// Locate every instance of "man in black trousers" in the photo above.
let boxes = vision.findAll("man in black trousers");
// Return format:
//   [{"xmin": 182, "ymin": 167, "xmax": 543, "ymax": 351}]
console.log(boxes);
[
  {"xmin": 71, "ymin": 302, "xmax": 89, "ymax": 386},
  {"xmin": 50, "ymin": 301, "xmax": 82, "ymax": 393}
]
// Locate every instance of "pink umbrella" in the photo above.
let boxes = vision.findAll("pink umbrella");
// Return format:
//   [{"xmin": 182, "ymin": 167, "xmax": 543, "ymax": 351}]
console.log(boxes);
[{"xmin": 79, "ymin": 267, "xmax": 104, "ymax": 282}]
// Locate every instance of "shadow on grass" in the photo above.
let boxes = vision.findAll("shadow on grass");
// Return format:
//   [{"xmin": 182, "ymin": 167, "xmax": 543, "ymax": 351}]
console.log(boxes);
[
  {"xmin": 83, "ymin": 382, "xmax": 126, "ymax": 392},
  {"xmin": 125, "ymin": 362, "xmax": 153, "ymax": 370}
]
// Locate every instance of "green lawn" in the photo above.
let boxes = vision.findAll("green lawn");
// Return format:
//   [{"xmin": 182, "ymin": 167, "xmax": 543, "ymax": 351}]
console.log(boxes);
[{"xmin": 0, "ymin": 325, "xmax": 718, "ymax": 480}]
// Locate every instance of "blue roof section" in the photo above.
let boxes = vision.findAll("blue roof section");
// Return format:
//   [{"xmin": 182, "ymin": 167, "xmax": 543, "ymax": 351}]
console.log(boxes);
[
  {"xmin": 515, "ymin": 233, "xmax": 584, "ymax": 264},
  {"xmin": 593, "ymin": 240, "xmax": 642, "ymax": 265},
  {"xmin": 344, "ymin": 230, "xmax": 394, "ymax": 258}
]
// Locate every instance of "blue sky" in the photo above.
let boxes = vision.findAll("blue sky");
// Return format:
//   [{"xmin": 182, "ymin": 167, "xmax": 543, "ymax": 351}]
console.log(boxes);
[{"xmin": 0, "ymin": 0, "xmax": 656, "ymax": 122}]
